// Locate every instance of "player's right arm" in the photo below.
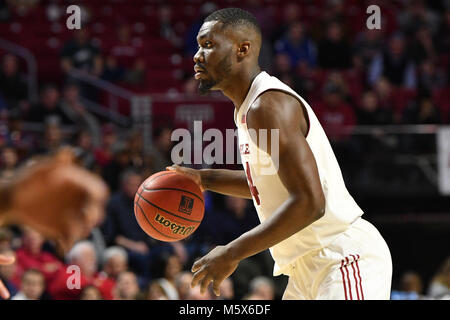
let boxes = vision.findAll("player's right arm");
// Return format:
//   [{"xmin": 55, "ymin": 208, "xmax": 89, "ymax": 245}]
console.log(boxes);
[{"xmin": 167, "ymin": 165, "xmax": 252, "ymax": 199}]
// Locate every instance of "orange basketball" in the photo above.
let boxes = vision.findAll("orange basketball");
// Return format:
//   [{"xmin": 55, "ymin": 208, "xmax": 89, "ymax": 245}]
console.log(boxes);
[{"xmin": 134, "ymin": 171, "xmax": 205, "ymax": 242}]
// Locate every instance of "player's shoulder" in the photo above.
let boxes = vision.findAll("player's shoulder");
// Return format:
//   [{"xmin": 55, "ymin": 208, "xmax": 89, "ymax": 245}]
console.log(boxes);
[{"xmin": 247, "ymin": 89, "xmax": 304, "ymax": 129}]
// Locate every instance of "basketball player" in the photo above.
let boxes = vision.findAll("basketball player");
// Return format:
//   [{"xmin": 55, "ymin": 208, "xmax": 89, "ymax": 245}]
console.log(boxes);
[
  {"xmin": 168, "ymin": 8, "xmax": 392, "ymax": 300},
  {"xmin": 0, "ymin": 148, "xmax": 108, "ymax": 299}
]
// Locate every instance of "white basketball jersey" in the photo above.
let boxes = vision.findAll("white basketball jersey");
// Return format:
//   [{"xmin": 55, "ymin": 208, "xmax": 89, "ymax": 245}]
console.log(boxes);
[{"xmin": 235, "ymin": 71, "xmax": 364, "ymax": 276}]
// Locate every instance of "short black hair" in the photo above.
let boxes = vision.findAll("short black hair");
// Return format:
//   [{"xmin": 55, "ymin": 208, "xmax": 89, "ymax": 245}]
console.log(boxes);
[{"xmin": 204, "ymin": 8, "xmax": 261, "ymax": 35}]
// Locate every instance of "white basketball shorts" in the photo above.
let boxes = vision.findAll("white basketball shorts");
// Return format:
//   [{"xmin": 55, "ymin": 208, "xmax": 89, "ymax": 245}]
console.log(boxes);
[{"xmin": 282, "ymin": 217, "xmax": 392, "ymax": 300}]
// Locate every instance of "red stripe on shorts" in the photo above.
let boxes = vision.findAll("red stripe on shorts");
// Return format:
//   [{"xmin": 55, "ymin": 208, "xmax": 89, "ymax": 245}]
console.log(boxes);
[
  {"xmin": 340, "ymin": 260, "xmax": 348, "ymax": 300},
  {"xmin": 349, "ymin": 254, "xmax": 360, "ymax": 300},
  {"xmin": 344, "ymin": 257, "xmax": 353, "ymax": 300},
  {"xmin": 355, "ymin": 254, "xmax": 364, "ymax": 300}
]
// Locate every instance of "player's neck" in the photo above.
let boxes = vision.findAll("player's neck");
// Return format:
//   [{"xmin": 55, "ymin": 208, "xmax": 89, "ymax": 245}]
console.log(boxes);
[{"xmin": 221, "ymin": 66, "xmax": 261, "ymax": 109}]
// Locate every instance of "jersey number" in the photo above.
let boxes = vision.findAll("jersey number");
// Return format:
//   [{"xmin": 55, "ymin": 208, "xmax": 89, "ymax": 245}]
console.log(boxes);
[{"xmin": 245, "ymin": 162, "xmax": 260, "ymax": 205}]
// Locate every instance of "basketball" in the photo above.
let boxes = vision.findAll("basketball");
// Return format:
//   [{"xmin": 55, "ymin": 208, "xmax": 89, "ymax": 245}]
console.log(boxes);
[{"xmin": 134, "ymin": 171, "xmax": 205, "ymax": 242}]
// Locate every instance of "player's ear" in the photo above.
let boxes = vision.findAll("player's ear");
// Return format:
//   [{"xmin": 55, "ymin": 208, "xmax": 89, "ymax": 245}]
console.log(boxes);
[{"xmin": 237, "ymin": 41, "xmax": 251, "ymax": 58}]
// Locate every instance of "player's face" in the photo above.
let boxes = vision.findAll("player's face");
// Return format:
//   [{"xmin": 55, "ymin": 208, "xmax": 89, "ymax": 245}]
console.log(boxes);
[{"xmin": 194, "ymin": 21, "xmax": 233, "ymax": 95}]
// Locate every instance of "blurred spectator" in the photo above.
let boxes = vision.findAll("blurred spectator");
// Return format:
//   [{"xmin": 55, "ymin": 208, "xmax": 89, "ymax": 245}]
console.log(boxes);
[
  {"xmin": 61, "ymin": 29, "xmax": 103, "ymax": 77},
  {"xmin": 243, "ymin": 0, "xmax": 275, "ymax": 37},
  {"xmin": 0, "ymin": 0, "xmax": 11, "ymax": 21},
  {"xmin": 427, "ymin": 257, "xmax": 450, "ymax": 299},
  {"xmin": 0, "ymin": 249, "xmax": 18, "ymax": 298},
  {"xmin": 101, "ymin": 146, "xmax": 132, "ymax": 192},
  {"xmin": 148, "ymin": 124, "xmax": 174, "ymax": 173},
  {"xmin": 94, "ymin": 123, "xmax": 120, "ymax": 169},
  {"xmin": 101, "ymin": 169, "xmax": 155, "ymax": 276},
  {"xmin": 183, "ymin": 2, "xmax": 218, "ymax": 57},
  {"xmin": 0, "ymin": 54, "xmax": 28, "ymax": 111},
  {"xmin": 14, "ymin": 226, "xmax": 63, "ymax": 287},
  {"xmin": 185, "ymin": 284, "xmax": 213, "ymax": 300},
  {"xmin": 146, "ymin": 279, "xmax": 168, "ymax": 300},
  {"xmin": 0, "ymin": 227, "xmax": 13, "ymax": 252},
  {"xmin": 218, "ymin": 278, "xmax": 234, "ymax": 300},
  {"xmin": 402, "ymin": 95, "xmax": 441, "ymax": 125},
  {"xmin": 113, "ymin": 271, "xmax": 141, "ymax": 300},
  {"xmin": 435, "ymin": 9, "xmax": 450, "ymax": 55},
  {"xmin": 0, "ymin": 146, "xmax": 19, "ymax": 180},
  {"xmin": 101, "ymin": 246, "xmax": 128, "ymax": 280},
  {"xmin": 274, "ymin": 22, "xmax": 317, "ymax": 69},
  {"xmin": 151, "ymin": 252, "xmax": 182, "ymax": 300},
  {"xmin": 416, "ymin": 59, "xmax": 447, "ymax": 93},
  {"xmin": 271, "ymin": 2, "xmax": 303, "ymax": 43},
  {"xmin": 72, "ymin": 130, "xmax": 97, "ymax": 170},
  {"xmin": 352, "ymin": 29, "xmax": 385, "ymax": 68},
  {"xmin": 27, "ymin": 84, "xmax": 71, "ymax": 125},
  {"xmin": 158, "ymin": 5, "xmax": 181, "ymax": 47},
  {"xmin": 356, "ymin": 90, "xmax": 393, "ymax": 125},
  {"xmin": 59, "ymin": 82, "xmax": 101, "ymax": 147},
  {"xmin": 48, "ymin": 241, "xmax": 115, "ymax": 300},
  {"xmin": 35, "ymin": 122, "xmax": 67, "ymax": 155},
  {"xmin": 174, "ymin": 271, "xmax": 192, "ymax": 300},
  {"xmin": 368, "ymin": 33, "xmax": 417, "ymax": 88},
  {"xmin": 397, "ymin": 0, "xmax": 440, "ymax": 36},
  {"xmin": 409, "ymin": 26, "xmax": 437, "ymax": 65},
  {"xmin": 373, "ymin": 77, "xmax": 396, "ymax": 112},
  {"xmin": 246, "ymin": 276, "xmax": 275, "ymax": 300},
  {"xmin": 317, "ymin": 21, "xmax": 352, "ymax": 70},
  {"xmin": 11, "ymin": 268, "xmax": 45, "ymax": 300},
  {"xmin": 314, "ymin": 82, "xmax": 356, "ymax": 141},
  {"xmin": 80, "ymin": 284, "xmax": 103, "ymax": 300}
]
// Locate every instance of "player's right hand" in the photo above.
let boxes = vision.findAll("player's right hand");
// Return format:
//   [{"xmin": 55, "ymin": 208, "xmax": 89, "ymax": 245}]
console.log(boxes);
[
  {"xmin": 4, "ymin": 148, "xmax": 109, "ymax": 254},
  {"xmin": 166, "ymin": 165, "xmax": 205, "ymax": 192}
]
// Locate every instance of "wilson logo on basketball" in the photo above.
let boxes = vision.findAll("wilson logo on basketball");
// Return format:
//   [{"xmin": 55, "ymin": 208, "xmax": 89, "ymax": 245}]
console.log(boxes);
[
  {"xmin": 154, "ymin": 213, "xmax": 195, "ymax": 236},
  {"xmin": 178, "ymin": 195, "xmax": 194, "ymax": 215}
]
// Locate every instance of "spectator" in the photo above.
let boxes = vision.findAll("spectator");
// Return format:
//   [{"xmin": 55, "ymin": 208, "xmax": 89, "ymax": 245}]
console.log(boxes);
[
  {"xmin": 61, "ymin": 28, "xmax": 103, "ymax": 77},
  {"xmin": 94, "ymin": 123, "xmax": 120, "ymax": 169},
  {"xmin": 101, "ymin": 246, "xmax": 128, "ymax": 280},
  {"xmin": 101, "ymin": 169, "xmax": 155, "ymax": 276},
  {"xmin": 11, "ymin": 269, "xmax": 45, "ymax": 300},
  {"xmin": 356, "ymin": 90, "xmax": 393, "ymax": 125},
  {"xmin": 174, "ymin": 271, "xmax": 192, "ymax": 300},
  {"xmin": 352, "ymin": 28, "xmax": 385, "ymax": 68},
  {"xmin": 113, "ymin": 271, "xmax": 141, "ymax": 300},
  {"xmin": 146, "ymin": 279, "xmax": 168, "ymax": 300},
  {"xmin": 185, "ymin": 285, "xmax": 213, "ymax": 300},
  {"xmin": 271, "ymin": 2, "xmax": 303, "ymax": 44},
  {"xmin": 101, "ymin": 146, "xmax": 132, "ymax": 192},
  {"xmin": 0, "ymin": 147, "xmax": 19, "ymax": 180},
  {"xmin": 35, "ymin": 122, "xmax": 67, "ymax": 155},
  {"xmin": 59, "ymin": 82, "xmax": 101, "ymax": 147},
  {"xmin": 72, "ymin": 130, "xmax": 97, "ymax": 170},
  {"xmin": 218, "ymin": 278, "xmax": 234, "ymax": 300},
  {"xmin": 247, "ymin": 276, "xmax": 275, "ymax": 300},
  {"xmin": 48, "ymin": 241, "xmax": 115, "ymax": 300},
  {"xmin": 0, "ymin": 249, "xmax": 18, "ymax": 298},
  {"xmin": 274, "ymin": 22, "xmax": 317, "ymax": 69},
  {"xmin": 314, "ymin": 82, "xmax": 356, "ymax": 142},
  {"xmin": 151, "ymin": 252, "xmax": 182, "ymax": 300},
  {"xmin": 435, "ymin": 8, "xmax": 450, "ymax": 55},
  {"xmin": 368, "ymin": 33, "xmax": 417, "ymax": 88},
  {"xmin": 402, "ymin": 95, "xmax": 441, "ymax": 125},
  {"xmin": 158, "ymin": 5, "xmax": 181, "ymax": 47},
  {"xmin": 80, "ymin": 285, "xmax": 103, "ymax": 300},
  {"xmin": 148, "ymin": 124, "xmax": 174, "ymax": 173},
  {"xmin": 427, "ymin": 257, "xmax": 450, "ymax": 299},
  {"xmin": 0, "ymin": 54, "xmax": 28, "ymax": 111},
  {"xmin": 416, "ymin": 59, "xmax": 447, "ymax": 93},
  {"xmin": 391, "ymin": 270, "xmax": 424, "ymax": 300},
  {"xmin": 409, "ymin": 26, "xmax": 437, "ymax": 65},
  {"xmin": 397, "ymin": 0, "xmax": 440, "ymax": 36},
  {"xmin": 0, "ymin": 227, "xmax": 13, "ymax": 252},
  {"xmin": 14, "ymin": 226, "xmax": 63, "ymax": 288},
  {"xmin": 27, "ymin": 84, "xmax": 71, "ymax": 125},
  {"xmin": 317, "ymin": 21, "xmax": 352, "ymax": 70}
]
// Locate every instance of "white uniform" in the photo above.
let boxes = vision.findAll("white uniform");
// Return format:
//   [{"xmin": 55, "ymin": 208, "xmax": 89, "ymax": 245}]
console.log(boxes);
[{"xmin": 235, "ymin": 71, "xmax": 392, "ymax": 300}]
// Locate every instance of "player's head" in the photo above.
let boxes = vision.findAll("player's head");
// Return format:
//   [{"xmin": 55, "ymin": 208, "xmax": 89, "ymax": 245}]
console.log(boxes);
[{"xmin": 193, "ymin": 8, "xmax": 262, "ymax": 95}]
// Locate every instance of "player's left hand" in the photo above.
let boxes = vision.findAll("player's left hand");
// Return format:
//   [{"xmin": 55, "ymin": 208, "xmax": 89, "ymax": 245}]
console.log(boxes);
[{"xmin": 191, "ymin": 245, "xmax": 239, "ymax": 296}]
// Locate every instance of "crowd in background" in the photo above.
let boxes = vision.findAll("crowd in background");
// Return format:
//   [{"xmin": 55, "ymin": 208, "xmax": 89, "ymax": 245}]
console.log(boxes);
[{"xmin": 0, "ymin": 0, "xmax": 449, "ymax": 300}]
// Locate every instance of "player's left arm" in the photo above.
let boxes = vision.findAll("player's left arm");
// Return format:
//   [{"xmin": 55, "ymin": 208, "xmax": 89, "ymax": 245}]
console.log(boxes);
[{"xmin": 191, "ymin": 91, "xmax": 326, "ymax": 295}]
